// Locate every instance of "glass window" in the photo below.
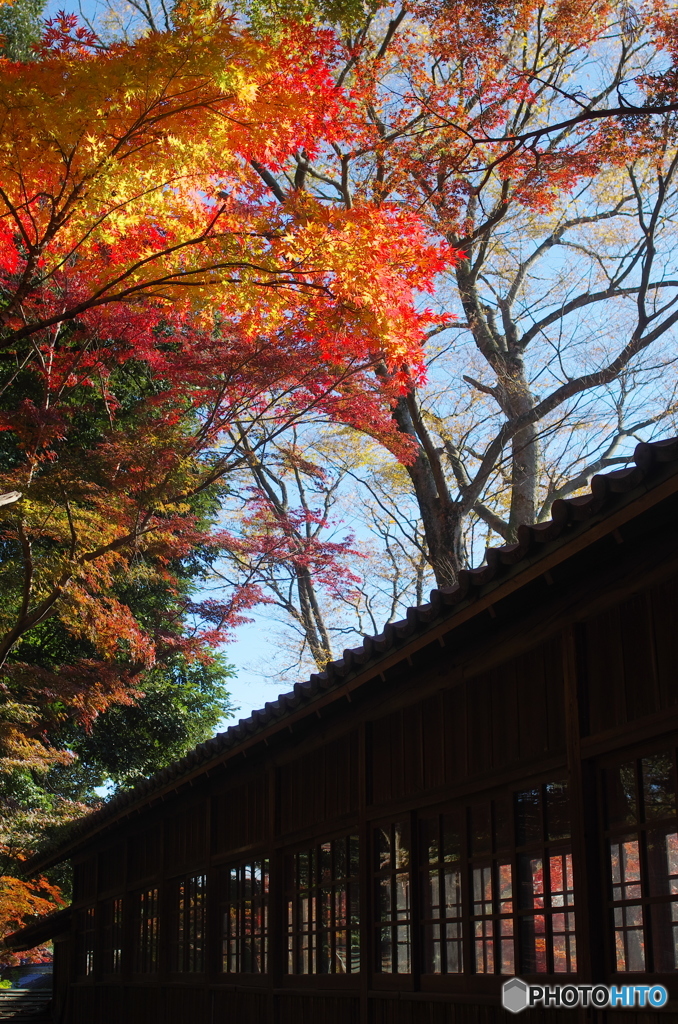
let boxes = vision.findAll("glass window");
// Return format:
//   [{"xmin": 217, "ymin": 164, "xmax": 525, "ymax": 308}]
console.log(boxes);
[
  {"xmin": 469, "ymin": 799, "xmax": 515, "ymax": 975},
  {"xmin": 133, "ymin": 888, "xmax": 159, "ymax": 974},
  {"xmin": 77, "ymin": 906, "xmax": 96, "ymax": 977},
  {"xmin": 420, "ymin": 813, "xmax": 463, "ymax": 974},
  {"xmin": 515, "ymin": 781, "xmax": 576, "ymax": 975},
  {"xmin": 605, "ymin": 750, "xmax": 678, "ymax": 972},
  {"xmin": 374, "ymin": 822, "xmax": 410, "ymax": 974},
  {"xmin": 222, "ymin": 860, "xmax": 269, "ymax": 974},
  {"xmin": 174, "ymin": 873, "xmax": 207, "ymax": 973},
  {"xmin": 287, "ymin": 835, "xmax": 360, "ymax": 974},
  {"xmin": 100, "ymin": 898, "xmax": 123, "ymax": 974},
  {"xmin": 415, "ymin": 782, "xmax": 576, "ymax": 978}
]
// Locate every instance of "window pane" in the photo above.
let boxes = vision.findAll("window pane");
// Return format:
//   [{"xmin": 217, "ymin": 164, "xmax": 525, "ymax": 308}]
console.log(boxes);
[
  {"xmin": 442, "ymin": 815, "xmax": 461, "ymax": 863},
  {"xmin": 135, "ymin": 888, "xmax": 158, "ymax": 974},
  {"xmin": 552, "ymin": 915, "xmax": 577, "ymax": 973},
  {"xmin": 444, "ymin": 868, "xmax": 461, "ymax": 917},
  {"xmin": 78, "ymin": 907, "xmax": 96, "ymax": 977},
  {"xmin": 516, "ymin": 788, "xmax": 541, "ymax": 846},
  {"xmin": 176, "ymin": 873, "xmax": 206, "ymax": 973},
  {"xmin": 521, "ymin": 914, "xmax": 547, "ymax": 973},
  {"xmin": 494, "ymin": 798, "xmax": 512, "ymax": 851},
  {"xmin": 396, "ymin": 924, "xmax": 411, "ymax": 973},
  {"xmin": 289, "ymin": 836, "xmax": 360, "ymax": 975},
  {"xmin": 112, "ymin": 899, "xmax": 123, "ymax": 973},
  {"xmin": 610, "ymin": 826, "xmax": 646, "ymax": 976},
  {"xmin": 378, "ymin": 926, "xmax": 392, "ymax": 972},
  {"xmin": 394, "ymin": 823, "xmax": 410, "ymax": 870},
  {"xmin": 222, "ymin": 860, "xmax": 269, "ymax": 974},
  {"xmin": 642, "ymin": 754, "xmax": 676, "ymax": 821},
  {"xmin": 648, "ymin": 831, "xmax": 678, "ymax": 971},
  {"xmin": 421, "ymin": 817, "xmax": 439, "ymax": 866},
  {"xmin": 375, "ymin": 824, "xmax": 410, "ymax": 974},
  {"xmin": 395, "ymin": 872, "xmax": 410, "ymax": 920},
  {"xmin": 378, "ymin": 877, "xmax": 392, "ymax": 919},
  {"xmin": 474, "ymin": 918, "xmax": 494, "ymax": 973},
  {"xmin": 349, "ymin": 836, "xmax": 360, "ymax": 877},
  {"xmin": 646, "ymin": 829, "xmax": 678, "ymax": 896},
  {"xmin": 518, "ymin": 855, "xmax": 543, "ymax": 911},
  {"xmin": 335, "ymin": 838, "xmax": 347, "ymax": 881},
  {"xmin": 550, "ymin": 852, "xmax": 575, "ymax": 909},
  {"xmin": 545, "ymin": 781, "xmax": 570, "ymax": 841},
  {"xmin": 606, "ymin": 763, "xmax": 637, "ymax": 827},
  {"xmin": 320, "ymin": 843, "xmax": 332, "ymax": 882},
  {"xmin": 473, "ymin": 865, "xmax": 492, "ymax": 916},
  {"xmin": 376, "ymin": 827, "xmax": 390, "ymax": 870},
  {"xmin": 446, "ymin": 921, "xmax": 463, "ymax": 973},
  {"xmin": 425, "ymin": 921, "xmax": 442, "ymax": 974},
  {"xmin": 420, "ymin": 813, "xmax": 462, "ymax": 976},
  {"xmin": 610, "ymin": 838, "xmax": 641, "ymax": 900},
  {"xmin": 614, "ymin": 904, "xmax": 646, "ymax": 972},
  {"xmin": 471, "ymin": 804, "xmax": 492, "ymax": 856}
]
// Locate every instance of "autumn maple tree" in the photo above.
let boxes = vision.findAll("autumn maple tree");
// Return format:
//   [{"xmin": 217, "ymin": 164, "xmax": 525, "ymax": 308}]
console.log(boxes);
[{"xmin": 0, "ymin": 0, "xmax": 458, "ymax": 927}]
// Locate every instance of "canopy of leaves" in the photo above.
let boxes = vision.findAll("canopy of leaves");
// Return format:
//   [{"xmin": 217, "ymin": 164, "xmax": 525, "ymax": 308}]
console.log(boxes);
[{"xmin": 0, "ymin": 0, "xmax": 45, "ymax": 60}]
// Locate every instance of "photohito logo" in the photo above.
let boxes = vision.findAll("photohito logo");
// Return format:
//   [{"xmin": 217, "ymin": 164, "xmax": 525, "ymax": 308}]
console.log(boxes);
[{"xmin": 501, "ymin": 978, "xmax": 668, "ymax": 1013}]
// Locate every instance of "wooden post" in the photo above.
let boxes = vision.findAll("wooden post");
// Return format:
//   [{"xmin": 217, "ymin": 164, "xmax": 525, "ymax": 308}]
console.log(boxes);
[
  {"xmin": 358, "ymin": 721, "xmax": 370, "ymax": 1024},
  {"xmin": 563, "ymin": 623, "xmax": 605, "ymax": 1021}
]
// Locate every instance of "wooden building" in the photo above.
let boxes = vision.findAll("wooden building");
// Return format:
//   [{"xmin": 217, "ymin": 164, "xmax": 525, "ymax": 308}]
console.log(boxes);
[{"xmin": 8, "ymin": 436, "xmax": 678, "ymax": 1023}]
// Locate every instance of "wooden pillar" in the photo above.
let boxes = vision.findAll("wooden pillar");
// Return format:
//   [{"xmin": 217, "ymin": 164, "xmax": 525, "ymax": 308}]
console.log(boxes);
[
  {"xmin": 269, "ymin": 764, "xmax": 282, "ymax": 1024},
  {"xmin": 563, "ymin": 624, "xmax": 605, "ymax": 1018},
  {"xmin": 359, "ymin": 720, "xmax": 370, "ymax": 1024}
]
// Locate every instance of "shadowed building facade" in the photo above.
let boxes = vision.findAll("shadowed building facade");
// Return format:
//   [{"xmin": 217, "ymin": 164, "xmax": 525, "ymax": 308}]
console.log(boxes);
[{"xmin": 8, "ymin": 437, "xmax": 678, "ymax": 1022}]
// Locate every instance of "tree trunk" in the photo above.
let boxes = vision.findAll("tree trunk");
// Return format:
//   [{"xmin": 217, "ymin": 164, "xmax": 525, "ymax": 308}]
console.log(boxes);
[
  {"xmin": 296, "ymin": 566, "xmax": 333, "ymax": 669},
  {"xmin": 390, "ymin": 393, "xmax": 463, "ymax": 588},
  {"xmin": 504, "ymin": 363, "xmax": 540, "ymax": 539}
]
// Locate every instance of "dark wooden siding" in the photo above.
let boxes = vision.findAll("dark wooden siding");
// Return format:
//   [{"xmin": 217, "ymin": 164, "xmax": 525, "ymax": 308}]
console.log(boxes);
[
  {"xmin": 275, "ymin": 994, "xmax": 360, "ymax": 1024},
  {"xmin": 212, "ymin": 988, "xmax": 270, "ymax": 1024},
  {"xmin": 72, "ymin": 856, "xmax": 96, "ymax": 903},
  {"xmin": 128, "ymin": 826, "xmax": 162, "ymax": 884},
  {"xmin": 213, "ymin": 773, "xmax": 269, "ymax": 854},
  {"xmin": 583, "ymin": 571, "xmax": 678, "ymax": 733},
  {"xmin": 98, "ymin": 841, "xmax": 125, "ymax": 894},
  {"xmin": 278, "ymin": 730, "xmax": 359, "ymax": 834},
  {"xmin": 370, "ymin": 637, "xmax": 564, "ymax": 805},
  {"xmin": 164, "ymin": 801, "xmax": 208, "ymax": 870}
]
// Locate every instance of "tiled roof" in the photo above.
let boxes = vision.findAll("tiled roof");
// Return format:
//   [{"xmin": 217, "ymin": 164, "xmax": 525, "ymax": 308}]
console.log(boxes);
[
  {"xmin": 2, "ymin": 906, "xmax": 71, "ymax": 952},
  {"xmin": 27, "ymin": 436, "xmax": 678, "ymax": 870}
]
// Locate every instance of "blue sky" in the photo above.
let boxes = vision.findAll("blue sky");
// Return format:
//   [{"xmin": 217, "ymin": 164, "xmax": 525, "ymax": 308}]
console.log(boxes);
[{"xmin": 222, "ymin": 625, "xmax": 299, "ymax": 724}]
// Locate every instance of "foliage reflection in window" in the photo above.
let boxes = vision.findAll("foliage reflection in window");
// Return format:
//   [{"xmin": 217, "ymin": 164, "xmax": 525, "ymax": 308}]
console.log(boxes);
[
  {"xmin": 134, "ymin": 888, "xmax": 159, "ymax": 974},
  {"xmin": 101, "ymin": 898, "xmax": 123, "ymax": 974},
  {"xmin": 420, "ymin": 812, "xmax": 463, "ymax": 973},
  {"xmin": 286, "ymin": 835, "xmax": 359, "ymax": 974},
  {"xmin": 175, "ymin": 873, "xmax": 206, "ymax": 973},
  {"xmin": 222, "ymin": 860, "xmax": 269, "ymax": 973},
  {"xmin": 375, "ymin": 821, "xmax": 410, "ymax": 973},
  {"xmin": 516, "ymin": 781, "xmax": 576, "ymax": 974},
  {"xmin": 77, "ymin": 907, "xmax": 96, "ymax": 977},
  {"xmin": 469, "ymin": 800, "xmax": 514, "ymax": 975},
  {"xmin": 605, "ymin": 751, "xmax": 678, "ymax": 972}
]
